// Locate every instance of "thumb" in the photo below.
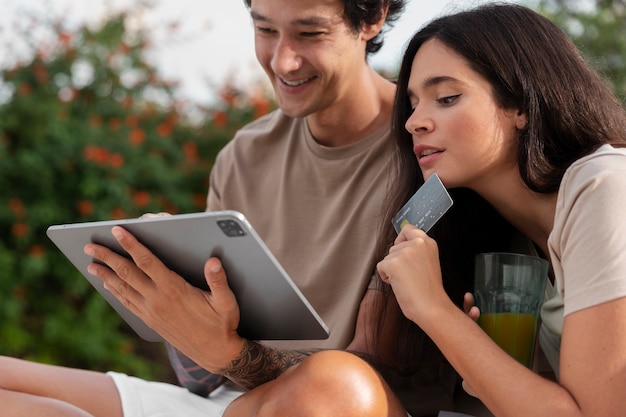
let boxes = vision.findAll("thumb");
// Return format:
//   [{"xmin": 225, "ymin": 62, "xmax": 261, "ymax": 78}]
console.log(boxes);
[{"xmin": 204, "ymin": 257, "xmax": 238, "ymax": 308}]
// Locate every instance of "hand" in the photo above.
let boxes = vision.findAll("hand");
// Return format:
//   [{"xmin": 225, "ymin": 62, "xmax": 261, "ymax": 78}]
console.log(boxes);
[
  {"xmin": 84, "ymin": 226, "xmax": 244, "ymax": 373},
  {"xmin": 376, "ymin": 224, "xmax": 448, "ymax": 324},
  {"xmin": 463, "ymin": 292, "xmax": 480, "ymax": 322},
  {"xmin": 462, "ymin": 292, "xmax": 480, "ymax": 397},
  {"xmin": 139, "ymin": 212, "xmax": 171, "ymax": 219}
]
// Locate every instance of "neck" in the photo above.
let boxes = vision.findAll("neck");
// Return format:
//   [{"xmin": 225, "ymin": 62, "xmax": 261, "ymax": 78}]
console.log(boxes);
[
  {"xmin": 307, "ymin": 67, "xmax": 396, "ymax": 147},
  {"xmin": 478, "ymin": 174, "xmax": 557, "ymax": 255}
]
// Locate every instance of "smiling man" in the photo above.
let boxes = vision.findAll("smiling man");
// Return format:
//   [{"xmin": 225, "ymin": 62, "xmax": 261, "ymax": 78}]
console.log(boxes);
[{"xmin": 0, "ymin": 1, "xmax": 412, "ymax": 417}]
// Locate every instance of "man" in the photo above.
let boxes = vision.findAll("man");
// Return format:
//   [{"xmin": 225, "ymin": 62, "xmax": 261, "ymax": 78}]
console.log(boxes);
[{"xmin": 0, "ymin": 0, "xmax": 408, "ymax": 416}]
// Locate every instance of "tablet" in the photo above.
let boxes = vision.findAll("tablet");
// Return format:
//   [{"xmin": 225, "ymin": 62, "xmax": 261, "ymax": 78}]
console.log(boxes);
[{"xmin": 46, "ymin": 211, "xmax": 330, "ymax": 342}]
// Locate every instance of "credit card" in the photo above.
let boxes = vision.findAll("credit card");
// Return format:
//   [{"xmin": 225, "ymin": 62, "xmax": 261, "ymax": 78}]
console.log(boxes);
[{"xmin": 392, "ymin": 173, "xmax": 453, "ymax": 234}]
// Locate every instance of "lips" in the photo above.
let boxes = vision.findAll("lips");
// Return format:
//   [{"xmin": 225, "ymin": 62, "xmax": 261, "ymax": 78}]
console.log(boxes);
[
  {"xmin": 413, "ymin": 145, "xmax": 443, "ymax": 160},
  {"xmin": 279, "ymin": 76, "xmax": 315, "ymax": 87}
]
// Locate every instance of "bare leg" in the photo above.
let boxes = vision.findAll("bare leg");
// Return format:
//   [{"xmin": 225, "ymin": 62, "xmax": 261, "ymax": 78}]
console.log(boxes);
[
  {"xmin": 0, "ymin": 356, "xmax": 123, "ymax": 417},
  {"xmin": 223, "ymin": 350, "xmax": 406, "ymax": 417}
]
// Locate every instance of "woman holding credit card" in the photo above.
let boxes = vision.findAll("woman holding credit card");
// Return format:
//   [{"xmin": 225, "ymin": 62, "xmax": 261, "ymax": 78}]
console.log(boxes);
[{"xmin": 375, "ymin": 3, "xmax": 626, "ymax": 417}]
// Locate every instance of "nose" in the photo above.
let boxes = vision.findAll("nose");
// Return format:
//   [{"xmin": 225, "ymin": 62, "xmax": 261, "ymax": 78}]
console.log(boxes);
[
  {"xmin": 404, "ymin": 106, "xmax": 433, "ymax": 135},
  {"xmin": 271, "ymin": 36, "xmax": 302, "ymax": 74}
]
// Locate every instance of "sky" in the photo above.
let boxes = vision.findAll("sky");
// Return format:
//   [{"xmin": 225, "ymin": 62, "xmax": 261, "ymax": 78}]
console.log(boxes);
[{"xmin": 0, "ymin": 0, "xmax": 520, "ymax": 106}]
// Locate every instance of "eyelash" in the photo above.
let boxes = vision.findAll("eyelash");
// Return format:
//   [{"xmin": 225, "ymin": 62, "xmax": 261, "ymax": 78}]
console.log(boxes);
[
  {"xmin": 255, "ymin": 27, "xmax": 323, "ymax": 38},
  {"xmin": 437, "ymin": 94, "xmax": 462, "ymax": 105}
]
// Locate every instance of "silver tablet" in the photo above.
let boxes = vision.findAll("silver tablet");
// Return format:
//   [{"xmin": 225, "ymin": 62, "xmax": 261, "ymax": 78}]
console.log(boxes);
[{"xmin": 47, "ymin": 210, "xmax": 330, "ymax": 342}]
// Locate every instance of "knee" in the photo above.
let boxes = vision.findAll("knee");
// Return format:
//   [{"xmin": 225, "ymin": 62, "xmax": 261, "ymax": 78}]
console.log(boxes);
[
  {"xmin": 257, "ymin": 350, "xmax": 403, "ymax": 417},
  {"xmin": 304, "ymin": 350, "xmax": 395, "ymax": 415}
]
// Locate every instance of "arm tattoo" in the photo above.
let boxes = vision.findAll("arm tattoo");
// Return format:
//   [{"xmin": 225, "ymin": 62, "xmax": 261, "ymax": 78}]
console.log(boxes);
[
  {"xmin": 166, "ymin": 343, "xmax": 226, "ymax": 397},
  {"xmin": 220, "ymin": 339, "xmax": 320, "ymax": 390}
]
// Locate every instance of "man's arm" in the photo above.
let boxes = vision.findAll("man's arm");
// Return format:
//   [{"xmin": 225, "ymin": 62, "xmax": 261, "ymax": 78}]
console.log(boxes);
[
  {"xmin": 167, "ymin": 290, "xmax": 378, "ymax": 394},
  {"xmin": 166, "ymin": 289, "xmax": 379, "ymax": 395},
  {"xmin": 219, "ymin": 339, "xmax": 320, "ymax": 390},
  {"xmin": 166, "ymin": 343, "xmax": 227, "ymax": 396},
  {"xmin": 167, "ymin": 340, "xmax": 319, "ymax": 393},
  {"xmin": 86, "ymin": 229, "xmax": 326, "ymax": 391}
]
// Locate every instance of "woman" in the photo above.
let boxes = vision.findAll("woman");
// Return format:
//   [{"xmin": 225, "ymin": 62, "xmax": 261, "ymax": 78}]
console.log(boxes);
[{"xmin": 376, "ymin": 3, "xmax": 626, "ymax": 416}]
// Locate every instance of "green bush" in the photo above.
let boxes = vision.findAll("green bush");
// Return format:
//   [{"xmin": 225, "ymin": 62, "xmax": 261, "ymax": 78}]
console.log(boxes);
[{"xmin": 0, "ymin": 10, "xmax": 274, "ymax": 380}]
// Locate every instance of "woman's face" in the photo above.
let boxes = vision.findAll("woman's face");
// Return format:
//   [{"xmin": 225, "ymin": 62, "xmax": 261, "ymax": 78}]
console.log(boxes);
[{"xmin": 404, "ymin": 38, "xmax": 522, "ymax": 191}]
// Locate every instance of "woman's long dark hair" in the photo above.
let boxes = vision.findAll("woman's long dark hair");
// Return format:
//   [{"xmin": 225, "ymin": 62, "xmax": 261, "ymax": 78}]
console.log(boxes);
[{"xmin": 372, "ymin": 2, "xmax": 626, "ymax": 375}]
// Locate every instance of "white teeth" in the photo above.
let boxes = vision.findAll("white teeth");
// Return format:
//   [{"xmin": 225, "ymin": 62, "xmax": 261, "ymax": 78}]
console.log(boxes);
[
  {"xmin": 283, "ymin": 78, "xmax": 309, "ymax": 87},
  {"xmin": 421, "ymin": 149, "xmax": 438, "ymax": 157}
]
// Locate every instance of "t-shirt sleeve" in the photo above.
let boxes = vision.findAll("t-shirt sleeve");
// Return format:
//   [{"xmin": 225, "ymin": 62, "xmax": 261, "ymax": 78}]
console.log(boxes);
[
  {"xmin": 554, "ymin": 151, "xmax": 626, "ymax": 316},
  {"xmin": 206, "ymin": 145, "xmax": 233, "ymax": 212}
]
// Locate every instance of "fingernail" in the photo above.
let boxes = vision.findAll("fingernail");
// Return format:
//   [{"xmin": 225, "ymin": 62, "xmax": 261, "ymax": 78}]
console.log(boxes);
[
  {"xmin": 112, "ymin": 226, "xmax": 122, "ymax": 239},
  {"xmin": 84, "ymin": 245, "xmax": 95, "ymax": 256},
  {"xmin": 210, "ymin": 263, "xmax": 222, "ymax": 273}
]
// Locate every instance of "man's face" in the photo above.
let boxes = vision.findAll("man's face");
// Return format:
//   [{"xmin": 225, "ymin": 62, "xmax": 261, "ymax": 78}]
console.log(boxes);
[{"xmin": 250, "ymin": 0, "xmax": 368, "ymax": 118}]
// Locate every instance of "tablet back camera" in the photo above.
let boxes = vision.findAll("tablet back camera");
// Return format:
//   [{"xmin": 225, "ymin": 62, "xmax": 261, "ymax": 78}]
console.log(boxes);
[{"xmin": 217, "ymin": 219, "xmax": 246, "ymax": 237}]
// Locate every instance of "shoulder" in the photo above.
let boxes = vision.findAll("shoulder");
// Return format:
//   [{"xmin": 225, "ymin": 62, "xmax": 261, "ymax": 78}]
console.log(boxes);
[
  {"xmin": 559, "ymin": 145, "xmax": 626, "ymax": 202},
  {"xmin": 213, "ymin": 110, "xmax": 300, "ymax": 163},
  {"xmin": 229, "ymin": 110, "xmax": 300, "ymax": 148},
  {"xmin": 553, "ymin": 145, "xmax": 626, "ymax": 245},
  {"xmin": 564, "ymin": 144, "xmax": 626, "ymax": 178}
]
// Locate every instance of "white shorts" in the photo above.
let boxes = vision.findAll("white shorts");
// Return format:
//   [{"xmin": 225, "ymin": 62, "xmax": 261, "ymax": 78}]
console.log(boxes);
[{"xmin": 108, "ymin": 372, "xmax": 244, "ymax": 417}]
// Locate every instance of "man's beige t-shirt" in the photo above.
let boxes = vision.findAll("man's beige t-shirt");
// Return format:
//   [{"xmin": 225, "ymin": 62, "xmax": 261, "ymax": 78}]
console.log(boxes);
[{"xmin": 207, "ymin": 110, "xmax": 393, "ymax": 350}]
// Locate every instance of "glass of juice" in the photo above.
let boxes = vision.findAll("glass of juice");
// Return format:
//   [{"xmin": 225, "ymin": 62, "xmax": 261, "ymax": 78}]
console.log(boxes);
[{"xmin": 474, "ymin": 252, "xmax": 549, "ymax": 367}]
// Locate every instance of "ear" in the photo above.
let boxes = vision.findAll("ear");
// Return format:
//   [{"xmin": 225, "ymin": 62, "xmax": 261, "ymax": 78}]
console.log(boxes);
[
  {"xmin": 361, "ymin": 6, "xmax": 388, "ymax": 42},
  {"xmin": 515, "ymin": 111, "xmax": 528, "ymax": 130}
]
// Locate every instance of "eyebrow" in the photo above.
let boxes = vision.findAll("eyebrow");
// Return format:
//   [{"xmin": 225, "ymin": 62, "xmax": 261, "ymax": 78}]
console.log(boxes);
[
  {"xmin": 250, "ymin": 11, "xmax": 332, "ymax": 27},
  {"xmin": 407, "ymin": 75, "xmax": 461, "ymax": 98}
]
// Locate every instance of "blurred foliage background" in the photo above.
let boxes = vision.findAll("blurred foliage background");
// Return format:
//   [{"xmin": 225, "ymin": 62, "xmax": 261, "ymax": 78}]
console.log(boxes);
[
  {"xmin": 0, "ymin": 0, "xmax": 623, "ymax": 383},
  {"xmin": 0, "ymin": 6, "xmax": 274, "ymax": 381},
  {"xmin": 534, "ymin": 0, "xmax": 625, "ymax": 102}
]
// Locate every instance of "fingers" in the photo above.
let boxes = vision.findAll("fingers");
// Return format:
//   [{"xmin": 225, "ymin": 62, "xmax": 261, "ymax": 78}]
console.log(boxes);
[
  {"xmin": 391, "ymin": 223, "xmax": 429, "ymax": 249},
  {"xmin": 394, "ymin": 223, "xmax": 420, "ymax": 244},
  {"xmin": 84, "ymin": 226, "xmax": 168, "ymax": 307},
  {"xmin": 379, "ymin": 224, "xmax": 431, "ymax": 280},
  {"xmin": 463, "ymin": 292, "xmax": 481, "ymax": 322},
  {"xmin": 109, "ymin": 226, "xmax": 171, "ymax": 284},
  {"xmin": 463, "ymin": 292, "xmax": 474, "ymax": 314},
  {"xmin": 84, "ymin": 246, "xmax": 143, "ymax": 310},
  {"xmin": 462, "ymin": 380, "xmax": 478, "ymax": 398},
  {"xmin": 204, "ymin": 258, "xmax": 239, "ymax": 315},
  {"xmin": 139, "ymin": 212, "xmax": 171, "ymax": 219}
]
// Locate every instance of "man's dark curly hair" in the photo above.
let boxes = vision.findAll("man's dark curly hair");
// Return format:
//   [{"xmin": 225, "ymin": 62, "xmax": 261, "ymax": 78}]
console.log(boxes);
[{"xmin": 243, "ymin": 0, "xmax": 406, "ymax": 55}]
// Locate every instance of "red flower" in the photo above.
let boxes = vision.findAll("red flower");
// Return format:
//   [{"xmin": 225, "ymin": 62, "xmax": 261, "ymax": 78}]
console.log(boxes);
[
  {"xmin": 59, "ymin": 32, "xmax": 72, "ymax": 46},
  {"xmin": 156, "ymin": 122, "xmax": 172, "ymax": 137},
  {"xmin": 251, "ymin": 95, "xmax": 271, "ymax": 119},
  {"xmin": 108, "ymin": 117, "xmax": 123, "ymax": 131},
  {"xmin": 182, "ymin": 141, "xmax": 197, "ymax": 162},
  {"xmin": 125, "ymin": 114, "xmax": 140, "ymax": 129},
  {"xmin": 18, "ymin": 83, "xmax": 33, "ymax": 96},
  {"xmin": 8, "ymin": 198, "xmax": 25, "ymax": 217},
  {"xmin": 133, "ymin": 191, "xmax": 151, "ymax": 207},
  {"xmin": 29, "ymin": 245, "xmax": 46, "ymax": 258},
  {"xmin": 192, "ymin": 193, "xmax": 207, "ymax": 209},
  {"xmin": 83, "ymin": 146, "xmax": 109, "ymax": 164},
  {"xmin": 129, "ymin": 129, "xmax": 146, "ymax": 145},
  {"xmin": 12, "ymin": 223, "xmax": 28, "ymax": 237},
  {"xmin": 109, "ymin": 153, "xmax": 124, "ymax": 168},
  {"xmin": 77, "ymin": 200, "xmax": 94, "ymax": 216},
  {"xmin": 213, "ymin": 111, "xmax": 228, "ymax": 127},
  {"xmin": 110, "ymin": 208, "xmax": 126, "ymax": 220}
]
